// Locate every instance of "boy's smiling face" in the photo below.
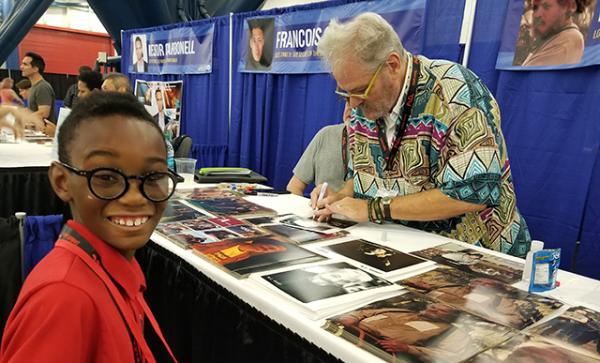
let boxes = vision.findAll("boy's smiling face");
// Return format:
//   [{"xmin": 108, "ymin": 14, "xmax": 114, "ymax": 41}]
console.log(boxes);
[{"xmin": 52, "ymin": 115, "xmax": 168, "ymax": 259}]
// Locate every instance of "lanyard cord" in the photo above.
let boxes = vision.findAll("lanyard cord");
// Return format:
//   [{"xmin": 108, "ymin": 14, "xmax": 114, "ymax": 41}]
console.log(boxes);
[
  {"xmin": 376, "ymin": 56, "xmax": 421, "ymax": 171},
  {"xmin": 55, "ymin": 226, "xmax": 177, "ymax": 363}
]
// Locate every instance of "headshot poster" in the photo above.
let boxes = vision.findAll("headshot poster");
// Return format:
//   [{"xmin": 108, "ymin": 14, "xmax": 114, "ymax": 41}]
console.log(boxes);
[
  {"xmin": 497, "ymin": 0, "xmax": 600, "ymax": 70},
  {"xmin": 134, "ymin": 79, "xmax": 183, "ymax": 137},
  {"xmin": 125, "ymin": 22, "xmax": 214, "ymax": 75},
  {"xmin": 239, "ymin": 0, "xmax": 426, "ymax": 74}
]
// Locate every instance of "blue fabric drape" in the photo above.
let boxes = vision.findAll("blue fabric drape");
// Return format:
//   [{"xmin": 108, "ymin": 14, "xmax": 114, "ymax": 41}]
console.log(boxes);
[
  {"xmin": 122, "ymin": 16, "xmax": 230, "ymax": 170},
  {"xmin": 23, "ymin": 215, "xmax": 63, "ymax": 278},
  {"xmin": 228, "ymin": 0, "xmax": 466, "ymax": 190},
  {"xmin": 467, "ymin": 0, "xmax": 600, "ymax": 279}
]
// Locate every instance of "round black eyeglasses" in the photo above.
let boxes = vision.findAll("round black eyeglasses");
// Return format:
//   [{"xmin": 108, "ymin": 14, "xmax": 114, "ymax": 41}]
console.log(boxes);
[{"xmin": 56, "ymin": 162, "xmax": 184, "ymax": 202}]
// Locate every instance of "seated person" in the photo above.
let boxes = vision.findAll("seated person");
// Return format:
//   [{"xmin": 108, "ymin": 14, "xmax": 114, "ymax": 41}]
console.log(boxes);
[
  {"xmin": 287, "ymin": 103, "xmax": 351, "ymax": 196},
  {"xmin": 1, "ymin": 92, "xmax": 179, "ymax": 362}
]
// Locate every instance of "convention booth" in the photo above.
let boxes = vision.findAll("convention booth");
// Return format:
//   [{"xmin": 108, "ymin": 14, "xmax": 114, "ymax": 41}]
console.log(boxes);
[{"xmin": 121, "ymin": 0, "xmax": 600, "ymax": 280}]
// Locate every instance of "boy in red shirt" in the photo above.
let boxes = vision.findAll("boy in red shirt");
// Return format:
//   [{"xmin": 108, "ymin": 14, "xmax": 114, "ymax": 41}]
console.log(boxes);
[{"xmin": 1, "ymin": 91, "xmax": 181, "ymax": 363}]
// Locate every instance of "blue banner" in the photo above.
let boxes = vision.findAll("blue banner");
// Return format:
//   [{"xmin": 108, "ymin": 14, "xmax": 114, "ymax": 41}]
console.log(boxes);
[
  {"xmin": 239, "ymin": 0, "xmax": 425, "ymax": 74},
  {"xmin": 497, "ymin": 0, "xmax": 600, "ymax": 70},
  {"xmin": 126, "ymin": 23, "xmax": 214, "ymax": 75}
]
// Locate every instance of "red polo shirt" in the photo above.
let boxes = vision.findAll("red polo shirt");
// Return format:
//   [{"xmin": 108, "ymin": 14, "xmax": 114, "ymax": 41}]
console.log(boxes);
[{"xmin": 1, "ymin": 220, "xmax": 147, "ymax": 363}]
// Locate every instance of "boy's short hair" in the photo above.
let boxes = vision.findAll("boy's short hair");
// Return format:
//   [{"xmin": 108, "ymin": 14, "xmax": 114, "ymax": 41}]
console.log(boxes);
[
  {"xmin": 58, "ymin": 91, "xmax": 163, "ymax": 163},
  {"xmin": 24, "ymin": 52, "xmax": 46, "ymax": 74}
]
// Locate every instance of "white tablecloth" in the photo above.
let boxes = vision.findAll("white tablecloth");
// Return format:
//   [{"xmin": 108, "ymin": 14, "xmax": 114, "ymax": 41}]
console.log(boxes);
[{"xmin": 0, "ymin": 142, "xmax": 54, "ymax": 168}]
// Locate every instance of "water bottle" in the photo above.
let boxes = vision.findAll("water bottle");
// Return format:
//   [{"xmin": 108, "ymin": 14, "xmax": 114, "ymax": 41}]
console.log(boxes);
[{"xmin": 164, "ymin": 132, "xmax": 175, "ymax": 170}]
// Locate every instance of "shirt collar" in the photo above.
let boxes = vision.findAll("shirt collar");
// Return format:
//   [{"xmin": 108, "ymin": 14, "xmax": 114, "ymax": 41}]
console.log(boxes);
[
  {"xmin": 66, "ymin": 220, "xmax": 147, "ymax": 296},
  {"xmin": 384, "ymin": 52, "xmax": 413, "ymax": 128}
]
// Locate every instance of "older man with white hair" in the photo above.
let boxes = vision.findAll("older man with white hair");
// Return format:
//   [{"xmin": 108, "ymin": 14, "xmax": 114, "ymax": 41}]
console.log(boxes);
[{"xmin": 311, "ymin": 12, "xmax": 530, "ymax": 257}]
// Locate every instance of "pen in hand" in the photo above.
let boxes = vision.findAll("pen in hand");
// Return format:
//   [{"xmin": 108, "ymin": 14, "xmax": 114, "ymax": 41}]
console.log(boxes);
[{"xmin": 314, "ymin": 182, "xmax": 328, "ymax": 211}]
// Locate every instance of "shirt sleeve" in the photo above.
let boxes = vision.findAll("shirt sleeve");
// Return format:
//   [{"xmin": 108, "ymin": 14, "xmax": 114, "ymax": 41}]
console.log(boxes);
[
  {"xmin": 292, "ymin": 129, "xmax": 324, "ymax": 185},
  {"xmin": 34, "ymin": 84, "xmax": 54, "ymax": 107},
  {"xmin": 437, "ymin": 107, "xmax": 502, "ymax": 206},
  {"xmin": 1, "ymin": 282, "xmax": 98, "ymax": 363}
]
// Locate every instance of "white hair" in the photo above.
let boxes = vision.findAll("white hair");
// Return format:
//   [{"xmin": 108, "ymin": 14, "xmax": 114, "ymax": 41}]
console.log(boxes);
[{"xmin": 317, "ymin": 12, "xmax": 405, "ymax": 71}]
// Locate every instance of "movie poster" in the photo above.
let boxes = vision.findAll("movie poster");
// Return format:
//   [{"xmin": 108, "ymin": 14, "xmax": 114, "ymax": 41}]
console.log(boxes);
[{"xmin": 134, "ymin": 79, "xmax": 183, "ymax": 138}]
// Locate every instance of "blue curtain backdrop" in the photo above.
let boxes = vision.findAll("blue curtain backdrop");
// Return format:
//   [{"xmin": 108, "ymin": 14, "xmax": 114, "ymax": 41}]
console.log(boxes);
[
  {"xmin": 122, "ymin": 16, "xmax": 230, "ymax": 169},
  {"xmin": 122, "ymin": 0, "xmax": 600, "ymax": 279},
  {"xmin": 467, "ymin": 0, "xmax": 600, "ymax": 279},
  {"xmin": 227, "ymin": 0, "xmax": 466, "ymax": 191}
]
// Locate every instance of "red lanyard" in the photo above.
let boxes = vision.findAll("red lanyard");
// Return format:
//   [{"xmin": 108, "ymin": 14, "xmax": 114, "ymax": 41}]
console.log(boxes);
[
  {"xmin": 376, "ymin": 56, "xmax": 420, "ymax": 171},
  {"xmin": 55, "ymin": 226, "xmax": 177, "ymax": 363}
]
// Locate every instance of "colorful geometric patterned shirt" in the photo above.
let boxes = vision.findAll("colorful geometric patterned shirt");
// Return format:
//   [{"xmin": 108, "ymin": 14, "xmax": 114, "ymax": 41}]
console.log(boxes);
[{"xmin": 347, "ymin": 54, "xmax": 531, "ymax": 257}]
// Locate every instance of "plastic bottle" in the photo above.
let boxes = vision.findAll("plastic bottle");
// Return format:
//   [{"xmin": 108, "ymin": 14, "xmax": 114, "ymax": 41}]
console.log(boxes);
[
  {"xmin": 522, "ymin": 240, "xmax": 544, "ymax": 282},
  {"xmin": 164, "ymin": 132, "xmax": 175, "ymax": 170}
]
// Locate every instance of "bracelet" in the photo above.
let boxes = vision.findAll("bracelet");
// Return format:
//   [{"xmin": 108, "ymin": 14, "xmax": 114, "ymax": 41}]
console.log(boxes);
[
  {"xmin": 372, "ymin": 197, "xmax": 383, "ymax": 224},
  {"xmin": 367, "ymin": 198, "xmax": 374, "ymax": 223}
]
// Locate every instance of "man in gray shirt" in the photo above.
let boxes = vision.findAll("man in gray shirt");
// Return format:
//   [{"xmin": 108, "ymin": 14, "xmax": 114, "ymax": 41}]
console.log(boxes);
[
  {"xmin": 20, "ymin": 52, "xmax": 56, "ymax": 133},
  {"xmin": 287, "ymin": 123, "xmax": 347, "ymax": 196}
]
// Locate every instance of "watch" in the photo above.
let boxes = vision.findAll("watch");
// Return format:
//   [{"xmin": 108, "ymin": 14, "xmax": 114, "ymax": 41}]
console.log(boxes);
[{"xmin": 381, "ymin": 196, "xmax": 393, "ymax": 221}]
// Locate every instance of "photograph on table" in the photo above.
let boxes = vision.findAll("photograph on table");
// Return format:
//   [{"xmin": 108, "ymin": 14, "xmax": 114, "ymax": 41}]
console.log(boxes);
[
  {"xmin": 323, "ymin": 291, "xmax": 515, "ymax": 363},
  {"xmin": 398, "ymin": 266, "xmax": 563, "ymax": 330},
  {"xmin": 412, "ymin": 242, "xmax": 524, "ymax": 284},
  {"xmin": 186, "ymin": 195, "xmax": 276, "ymax": 218},
  {"xmin": 313, "ymin": 239, "xmax": 434, "ymax": 280},
  {"xmin": 251, "ymin": 261, "xmax": 400, "ymax": 319},
  {"xmin": 191, "ymin": 235, "xmax": 324, "ymax": 277},
  {"xmin": 162, "ymin": 230, "xmax": 216, "ymax": 249},
  {"xmin": 157, "ymin": 216, "xmax": 268, "ymax": 249},
  {"xmin": 245, "ymin": 214, "xmax": 357, "ymax": 229},
  {"xmin": 467, "ymin": 334, "xmax": 600, "ymax": 362},
  {"xmin": 159, "ymin": 199, "xmax": 207, "ymax": 223},
  {"xmin": 527, "ymin": 305, "xmax": 600, "ymax": 360},
  {"xmin": 244, "ymin": 213, "xmax": 348, "ymax": 243}
]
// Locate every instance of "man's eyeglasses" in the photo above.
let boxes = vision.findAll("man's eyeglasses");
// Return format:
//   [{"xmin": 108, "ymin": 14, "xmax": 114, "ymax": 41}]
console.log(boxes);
[
  {"xmin": 56, "ymin": 162, "xmax": 184, "ymax": 202},
  {"xmin": 335, "ymin": 62, "xmax": 385, "ymax": 101}
]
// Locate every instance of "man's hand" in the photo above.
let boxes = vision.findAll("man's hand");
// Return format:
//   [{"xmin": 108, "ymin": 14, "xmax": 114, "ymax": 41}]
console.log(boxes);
[
  {"xmin": 326, "ymin": 197, "xmax": 369, "ymax": 222},
  {"xmin": 310, "ymin": 184, "xmax": 345, "ymax": 222},
  {"xmin": 43, "ymin": 119, "xmax": 56, "ymax": 137},
  {"xmin": 378, "ymin": 339, "xmax": 410, "ymax": 353}
]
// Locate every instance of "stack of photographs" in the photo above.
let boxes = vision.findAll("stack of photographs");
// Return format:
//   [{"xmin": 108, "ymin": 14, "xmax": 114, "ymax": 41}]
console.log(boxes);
[
  {"xmin": 244, "ymin": 214, "xmax": 347, "ymax": 244},
  {"xmin": 322, "ymin": 291, "xmax": 515, "ymax": 363},
  {"xmin": 178, "ymin": 188, "xmax": 277, "ymax": 218},
  {"xmin": 412, "ymin": 242, "xmax": 524, "ymax": 284},
  {"xmin": 191, "ymin": 234, "xmax": 324, "ymax": 277},
  {"xmin": 525, "ymin": 306, "xmax": 600, "ymax": 361},
  {"xmin": 156, "ymin": 216, "xmax": 267, "ymax": 249},
  {"xmin": 250, "ymin": 261, "xmax": 401, "ymax": 320},
  {"xmin": 310, "ymin": 239, "xmax": 435, "ymax": 281},
  {"xmin": 398, "ymin": 266, "xmax": 563, "ymax": 330},
  {"xmin": 159, "ymin": 199, "xmax": 208, "ymax": 223},
  {"xmin": 468, "ymin": 334, "xmax": 600, "ymax": 362}
]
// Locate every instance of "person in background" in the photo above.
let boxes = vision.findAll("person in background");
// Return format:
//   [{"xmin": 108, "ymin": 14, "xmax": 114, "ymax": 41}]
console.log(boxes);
[
  {"xmin": 77, "ymin": 70, "xmax": 104, "ymax": 99},
  {"xmin": 0, "ymin": 78, "xmax": 24, "ymax": 106},
  {"xmin": 63, "ymin": 65, "xmax": 92, "ymax": 108},
  {"xmin": 521, "ymin": 0, "xmax": 592, "ymax": 66},
  {"xmin": 15, "ymin": 79, "xmax": 31, "ymax": 103},
  {"xmin": 20, "ymin": 52, "xmax": 56, "ymax": 130},
  {"xmin": 0, "ymin": 92, "xmax": 180, "ymax": 362},
  {"xmin": 287, "ymin": 103, "xmax": 352, "ymax": 196},
  {"xmin": 312, "ymin": 13, "xmax": 531, "ymax": 257},
  {"xmin": 101, "ymin": 72, "xmax": 132, "ymax": 93}
]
